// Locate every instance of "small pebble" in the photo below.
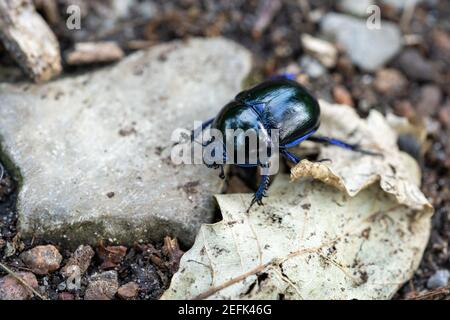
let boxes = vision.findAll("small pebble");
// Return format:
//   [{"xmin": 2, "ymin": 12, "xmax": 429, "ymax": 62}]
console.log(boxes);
[
  {"xmin": 427, "ymin": 269, "xmax": 450, "ymax": 289},
  {"xmin": 333, "ymin": 85, "xmax": 354, "ymax": 106},
  {"xmin": 57, "ymin": 281, "xmax": 67, "ymax": 291},
  {"xmin": 20, "ymin": 245, "xmax": 63, "ymax": 275},
  {"xmin": 394, "ymin": 100, "xmax": 416, "ymax": 120},
  {"xmin": 301, "ymin": 34, "xmax": 337, "ymax": 68},
  {"xmin": 58, "ymin": 292, "xmax": 75, "ymax": 300},
  {"xmin": 416, "ymin": 85, "xmax": 442, "ymax": 117},
  {"xmin": 373, "ymin": 68, "xmax": 407, "ymax": 97},
  {"xmin": 61, "ymin": 245, "xmax": 95, "ymax": 277},
  {"xmin": 432, "ymin": 29, "xmax": 450, "ymax": 63},
  {"xmin": 0, "ymin": 272, "xmax": 38, "ymax": 300},
  {"xmin": 336, "ymin": 56, "xmax": 354, "ymax": 77},
  {"xmin": 84, "ymin": 271, "xmax": 119, "ymax": 300},
  {"xmin": 438, "ymin": 105, "xmax": 450, "ymax": 127},
  {"xmin": 300, "ymin": 55, "xmax": 327, "ymax": 79},
  {"xmin": 397, "ymin": 49, "xmax": 436, "ymax": 82},
  {"xmin": 4, "ymin": 242, "xmax": 15, "ymax": 257},
  {"xmin": 117, "ymin": 282, "xmax": 139, "ymax": 300}
]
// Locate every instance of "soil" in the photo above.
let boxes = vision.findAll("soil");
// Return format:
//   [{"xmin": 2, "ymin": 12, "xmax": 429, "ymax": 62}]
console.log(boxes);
[{"xmin": 0, "ymin": 0, "xmax": 449, "ymax": 300}]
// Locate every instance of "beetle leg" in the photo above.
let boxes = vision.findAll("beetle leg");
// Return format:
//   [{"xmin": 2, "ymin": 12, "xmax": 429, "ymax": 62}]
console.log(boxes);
[
  {"xmin": 279, "ymin": 130, "xmax": 317, "ymax": 149},
  {"xmin": 218, "ymin": 165, "xmax": 225, "ymax": 179},
  {"xmin": 247, "ymin": 175, "xmax": 269, "ymax": 212},
  {"xmin": 307, "ymin": 136, "xmax": 383, "ymax": 157},
  {"xmin": 280, "ymin": 150, "xmax": 301, "ymax": 164},
  {"xmin": 247, "ymin": 169, "xmax": 270, "ymax": 213}
]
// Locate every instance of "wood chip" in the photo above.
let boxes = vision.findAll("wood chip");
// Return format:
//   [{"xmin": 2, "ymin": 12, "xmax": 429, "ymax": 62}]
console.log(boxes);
[
  {"xmin": 65, "ymin": 42, "xmax": 125, "ymax": 65},
  {"xmin": 0, "ymin": 0, "xmax": 62, "ymax": 82}
]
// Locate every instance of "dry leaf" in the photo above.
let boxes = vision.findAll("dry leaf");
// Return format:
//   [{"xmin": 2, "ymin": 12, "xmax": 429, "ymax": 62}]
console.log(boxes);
[{"xmin": 162, "ymin": 101, "xmax": 433, "ymax": 300}]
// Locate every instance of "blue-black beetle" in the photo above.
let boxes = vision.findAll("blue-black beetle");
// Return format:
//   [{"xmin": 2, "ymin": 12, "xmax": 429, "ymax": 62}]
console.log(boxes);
[{"xmin": 190, "ymin": 76, "xmax": 379, "ymax": 211}]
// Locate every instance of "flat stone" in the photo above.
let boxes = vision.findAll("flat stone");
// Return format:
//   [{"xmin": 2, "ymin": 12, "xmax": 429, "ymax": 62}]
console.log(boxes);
[
  {"xmin": 321, "ymin": 13, "xmax": 402, "ymax": 72},
  {"xmin": 0, "ymin": 38, "xmax": 252, "ymax": 246}
]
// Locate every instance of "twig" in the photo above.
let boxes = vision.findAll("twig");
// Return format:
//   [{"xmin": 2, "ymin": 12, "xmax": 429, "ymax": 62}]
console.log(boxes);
[
  {"xmin": 407, "ymin": 285, "xmax": 450, "ymax": 300},
  {"xmin": 191, "ymin": 242, "xmax": 334, "ymax": 300},
  {"xmin": 0, "ymin": 262, "xmax": 46, "ymax": 300},
  {"xmin": 192, "ymin": 261, "xmax": 269, "ymax": 300}
]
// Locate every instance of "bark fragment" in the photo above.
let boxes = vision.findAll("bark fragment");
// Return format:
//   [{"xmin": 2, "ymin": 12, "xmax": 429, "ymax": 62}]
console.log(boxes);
[{"xmin": 0, "ymin": 0, "xmax": 61, "ymax": 82}]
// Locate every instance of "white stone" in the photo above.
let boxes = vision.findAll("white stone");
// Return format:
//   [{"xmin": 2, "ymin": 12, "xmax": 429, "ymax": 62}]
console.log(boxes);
[
  {"xmin": 301, "ymin": 34, "xmax": 337, "ymax": 68},
  {"xmin": 321, "ymin": 13, "xmax": 402, "ymax": 72}
]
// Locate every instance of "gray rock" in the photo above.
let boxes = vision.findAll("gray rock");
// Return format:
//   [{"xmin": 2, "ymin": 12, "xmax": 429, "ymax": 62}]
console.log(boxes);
[
  {"xmin": 417, "ymin": 85, "xmax": 442, "ymax": 117},
  {"xmin": 337, "ymin": 0, "xmax": 374, "ymax": 17},
  {"xmin": 427, "ymin": 269, "xmax": 450, "ymax": 289},
  {"xmin": 397, "ymin": 49, "xmax": 436, "ymax": 81},
  {"xmin": 0, "ymin": 38, "xmax": 252, "ymax": 246},
  {"xmin": 321, "ymin": 13, "xmax": 402, "ymax": 72}
]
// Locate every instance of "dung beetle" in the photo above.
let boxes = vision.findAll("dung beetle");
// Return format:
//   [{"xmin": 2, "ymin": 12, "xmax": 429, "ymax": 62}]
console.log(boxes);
[{"xmin": 190, "ymin": 76, "xmax": 380, "ymax": 211}]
